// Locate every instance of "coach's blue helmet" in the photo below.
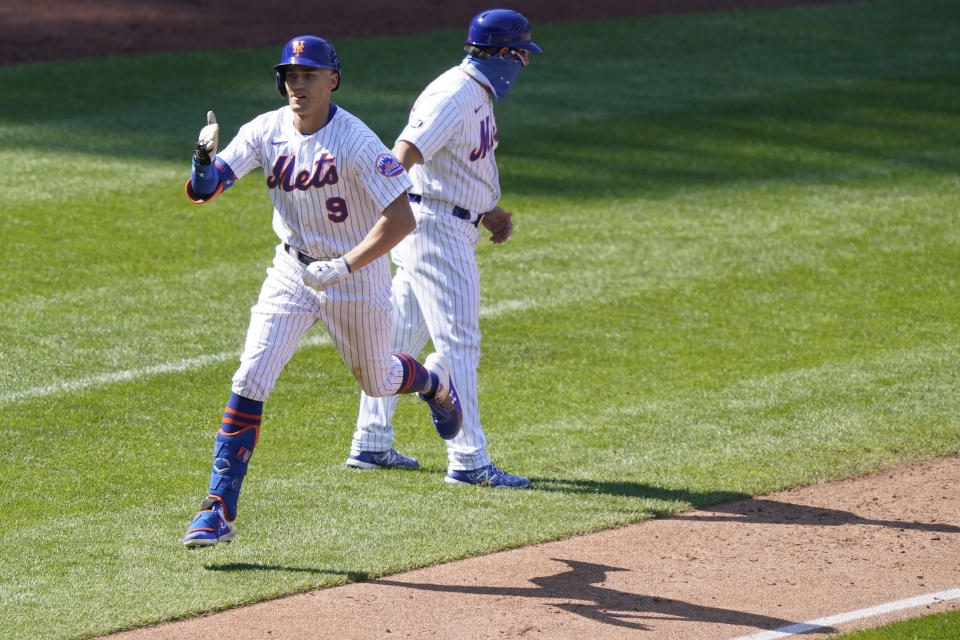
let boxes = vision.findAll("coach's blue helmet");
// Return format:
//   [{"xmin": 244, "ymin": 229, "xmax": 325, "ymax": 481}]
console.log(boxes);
[
  {"xmin": 273, "ymin": 35, "xmax": 341, "ymax": 97},
  {"xmin": 465, "ymin": 9, "xmax": 542, "ymax": 53}
]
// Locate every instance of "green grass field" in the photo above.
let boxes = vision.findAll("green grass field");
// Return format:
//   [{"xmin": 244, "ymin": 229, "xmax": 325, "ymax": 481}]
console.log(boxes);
[
  {"xmin": 1, "ymin": 1, "xmax": 959, "ymax": 638},
  {"xmin": 832, "ymin": 608, "xmax": 960, "ymax": 640}
]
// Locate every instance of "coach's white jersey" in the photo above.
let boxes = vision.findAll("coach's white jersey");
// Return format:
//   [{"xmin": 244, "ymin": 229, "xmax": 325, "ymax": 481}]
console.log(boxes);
[
  {"xmin": 220, "ymin": 104, "xmax": 412, "ymax": 260},
  {"xmin": 396, "ymin": 61, "xmax": 500, "ymax": 214}
]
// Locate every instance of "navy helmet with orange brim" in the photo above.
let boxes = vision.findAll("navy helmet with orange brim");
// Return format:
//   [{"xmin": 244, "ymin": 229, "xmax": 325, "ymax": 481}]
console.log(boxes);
[{"xmin": 273, "ymin": 35, "xmax": 341, "ymax": 96}]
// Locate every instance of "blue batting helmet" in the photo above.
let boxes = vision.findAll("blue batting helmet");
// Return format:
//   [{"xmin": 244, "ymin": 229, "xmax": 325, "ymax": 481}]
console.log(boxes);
[
  {"xmin": 273, "ymin": 35, "xmax": 341, "ymax": 96},
  {"xmin": 466, "ymin": 9, "xmax": 543, "ymax": 53}
]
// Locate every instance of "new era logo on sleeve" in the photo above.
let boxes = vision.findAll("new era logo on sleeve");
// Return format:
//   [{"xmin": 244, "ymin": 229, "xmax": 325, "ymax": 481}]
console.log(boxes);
[{"xmin": 376, "ymin": 153, "xmax": 404, "ymax": 177}]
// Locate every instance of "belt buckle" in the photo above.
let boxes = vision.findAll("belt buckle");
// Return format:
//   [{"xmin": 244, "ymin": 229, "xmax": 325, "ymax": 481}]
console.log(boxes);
[
  {"xmin": 284, "ymin": 242, "xmax": 317, "ymax": 266},
  {"xmin": 409, "ymin": 195, "xmax": 481, "ymax": 226},
  {"xmin": 453, "ymin": 205, "xmax": 483, "ymax": 227}
]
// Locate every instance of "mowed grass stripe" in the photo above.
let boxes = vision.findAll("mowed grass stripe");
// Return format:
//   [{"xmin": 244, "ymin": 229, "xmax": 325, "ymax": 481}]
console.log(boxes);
[{"xmin": 0, "ymin": 298, "xmax": 539, "ymax": 405}]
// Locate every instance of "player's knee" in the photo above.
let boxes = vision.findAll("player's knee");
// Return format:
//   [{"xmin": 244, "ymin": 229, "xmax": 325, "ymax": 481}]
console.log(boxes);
[
  {"xmin": 363, "ymin": 385, "xmax": 389, "ymax": 397},
  {"xmin": 231, "ymin": 377, "xmax": 272, "ymax": 403},
  {"xmin": 352, "ymin": 367, "xmax": 392, "ymax": 397},
  {"xmin": 359, "ymin": 380, "xmax": 392, "ymax": 397}
]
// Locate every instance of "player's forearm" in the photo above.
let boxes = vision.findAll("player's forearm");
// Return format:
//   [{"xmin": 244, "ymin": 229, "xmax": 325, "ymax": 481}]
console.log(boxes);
[
  {"xmin": 185, "ymin": 157, "xmax": 237, "ymax": 203},
  {"xmin": 342, "ymin": 218, "xmax": 411, "ymax": 270},
  {"xmin": 342, "ymin": 194, "xmax": 416, "ymax": 270},
  {"xmin": 392, "ymin": 140, "xmax": 423, "ymax": 170}
]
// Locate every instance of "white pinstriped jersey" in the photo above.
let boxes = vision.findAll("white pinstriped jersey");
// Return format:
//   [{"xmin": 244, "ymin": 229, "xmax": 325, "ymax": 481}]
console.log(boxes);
[
  {"xmin": 220, "ymin": 104, "xmax": 412, "ymax": 259},
  {"xmin": 219, "ymin": 103, "xmax": 416, "ymax": 403},
  {"xmin": 397, "ymin": 60, "xmax": 500, "ymax": 214}
]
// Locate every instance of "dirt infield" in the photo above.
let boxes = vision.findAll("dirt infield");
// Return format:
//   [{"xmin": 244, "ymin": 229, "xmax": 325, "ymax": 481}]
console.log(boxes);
[
  {"xmin": 102, "ymin": 456, "xmax": 960, "ymax": 639},
  {"xmin": 13, "ymin": 1, "xmax": 959, "ymax": 638}
]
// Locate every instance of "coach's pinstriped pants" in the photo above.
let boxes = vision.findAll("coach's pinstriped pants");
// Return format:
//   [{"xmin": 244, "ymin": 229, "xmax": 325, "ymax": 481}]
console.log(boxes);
[{"xmin": 352, "ymin": 206, "xmax": 492, "ymax": 471}]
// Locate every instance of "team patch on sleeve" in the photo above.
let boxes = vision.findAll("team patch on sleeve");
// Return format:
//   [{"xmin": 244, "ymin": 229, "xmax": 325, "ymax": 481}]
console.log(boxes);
[{"xmin": 376, "ymin": 153, "xmax": 405, "ymax": 177}]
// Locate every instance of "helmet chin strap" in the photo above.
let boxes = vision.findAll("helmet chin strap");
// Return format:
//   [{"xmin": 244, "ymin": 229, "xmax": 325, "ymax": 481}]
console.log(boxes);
[{"xmin": 462, "ymin": 55, "xmax": 523, "ymax": 102}]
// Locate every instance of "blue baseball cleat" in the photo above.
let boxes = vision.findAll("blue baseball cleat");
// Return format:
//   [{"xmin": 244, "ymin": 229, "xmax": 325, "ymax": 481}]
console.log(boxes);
[
  {"xmin": 183, "ymin": 502, "xmax": 235, "ymax": 548},
  {"xmin": 346, "ymin": 449, "xmax": 420, "ymax": 470},
  {"xmin": 419, "ymin": 353, "xmax": 463, "ymax": 440},
  {"xmin": 445, "ymin": 464, "xmax": 530, "ymax": 489}
]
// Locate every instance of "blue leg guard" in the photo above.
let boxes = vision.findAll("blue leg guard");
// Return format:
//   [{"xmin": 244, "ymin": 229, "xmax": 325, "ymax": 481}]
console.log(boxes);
[{"xmin": 204, "ymin": 393, "xmax": 262, "ymax": 521}]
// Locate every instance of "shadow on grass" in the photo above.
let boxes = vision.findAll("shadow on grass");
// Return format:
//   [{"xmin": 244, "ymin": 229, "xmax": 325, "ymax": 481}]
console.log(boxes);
[
  {"xmin": 4, "ymin": 8, "xmax": 959, "ymax": 196},
  {"xmin": 204, "ymin": 563, "xmax": 370, "ymax": 580},
  {"xmin": 529, "ymin": 475, "xmax": 747, "ymax": 509}
]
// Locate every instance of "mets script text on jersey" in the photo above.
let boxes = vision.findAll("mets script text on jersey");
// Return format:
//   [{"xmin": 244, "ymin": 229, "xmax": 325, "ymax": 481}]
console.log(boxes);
[
  {"xmin": 267, "ymin": 154, "xmax": 339, "ymax": 191},
  {"xmin": 469, "ymin": 116, "xmax": 498, "ymax": 161}
]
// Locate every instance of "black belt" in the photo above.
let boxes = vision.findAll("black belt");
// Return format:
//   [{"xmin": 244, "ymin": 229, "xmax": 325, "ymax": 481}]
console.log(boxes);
[
  {"xmin": 408, "ymin": 193, "xmax": 483, "ymax": 227},
  {"xmin": 283, "ymin": 243, "xmax": 334, "ymax": 266}
]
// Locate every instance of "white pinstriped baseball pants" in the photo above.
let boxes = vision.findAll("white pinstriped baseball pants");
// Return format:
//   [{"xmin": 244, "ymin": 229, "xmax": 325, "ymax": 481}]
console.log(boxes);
[
  {"xmin": 352, "ymin": 205, "xmax": 491, "ymax": 471},
  {"xmin": 231, "ymin": 243, "xmax": 406, "ymax": 402}
]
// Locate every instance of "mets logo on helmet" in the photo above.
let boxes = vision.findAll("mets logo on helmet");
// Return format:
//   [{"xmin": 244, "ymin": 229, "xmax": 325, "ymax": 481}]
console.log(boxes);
[
  {"xmin": 292, "ymin": 40, "xmax": 305, "ymax": 56},
  {"xmin": 376, "ymin": 153, "xmax": 404, "ymax": 177}
]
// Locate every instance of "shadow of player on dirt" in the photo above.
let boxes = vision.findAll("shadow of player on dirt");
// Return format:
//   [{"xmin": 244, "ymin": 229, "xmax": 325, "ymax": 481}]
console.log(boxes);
[
  {"xmin": 669, "ymin": 497, "xmax": 960, "ymax": 534},
  {"xmin": 374, "ymin": 557, "xmax": 820, "ymax": 633}
]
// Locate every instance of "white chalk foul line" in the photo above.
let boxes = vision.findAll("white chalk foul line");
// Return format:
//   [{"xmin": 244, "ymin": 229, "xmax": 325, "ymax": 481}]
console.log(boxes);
[
  {"xmin": 1, "ymin": 298, "xmax": 534, "ymax": 406},
  {"xmin": 730, "ymin": 587, "xmax": 960, "ymax": 640},
  {"xmin": 1, "ymin": 333, "xmax": 330, "ymax": 406}
]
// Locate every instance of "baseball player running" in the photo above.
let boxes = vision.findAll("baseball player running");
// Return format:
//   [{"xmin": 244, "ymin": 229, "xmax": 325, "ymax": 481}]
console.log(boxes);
[
  {"xmin": 182, "ymin": 35, "xmax": 463, "ymax": 548},
  {"xmin": 348, "ymin": 10, "xmax": 541, "ymax": 488}
]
